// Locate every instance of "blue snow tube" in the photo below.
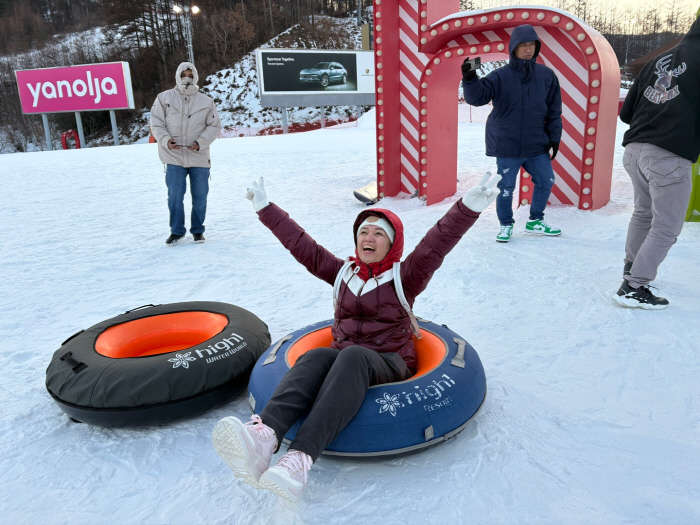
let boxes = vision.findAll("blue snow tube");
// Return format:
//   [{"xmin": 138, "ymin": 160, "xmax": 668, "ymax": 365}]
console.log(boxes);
[{"xmin": 247, "ymin": 319, "xmax": 486, "ymax": 456}]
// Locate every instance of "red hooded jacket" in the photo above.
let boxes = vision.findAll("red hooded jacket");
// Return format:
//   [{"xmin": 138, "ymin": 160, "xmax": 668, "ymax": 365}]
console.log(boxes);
[{"xmin": 257, "ymin": 200, "xmax": 480, "ymax": 374}]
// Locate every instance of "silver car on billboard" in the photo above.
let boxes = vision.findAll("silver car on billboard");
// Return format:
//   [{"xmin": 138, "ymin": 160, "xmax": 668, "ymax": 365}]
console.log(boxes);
[{"xmin": 299, "ymin": 62, "xmax": 347, "ymax": 87}]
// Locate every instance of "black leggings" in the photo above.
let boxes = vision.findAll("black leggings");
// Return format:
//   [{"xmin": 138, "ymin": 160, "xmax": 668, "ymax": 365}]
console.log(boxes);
[{"xmin": 260, "ymin": 346, "xmax": 411, "ymax": 461}]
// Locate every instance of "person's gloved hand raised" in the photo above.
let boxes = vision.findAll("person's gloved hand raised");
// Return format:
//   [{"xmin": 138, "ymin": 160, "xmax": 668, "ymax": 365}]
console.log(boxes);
[
  {"xmin": 246, "ymin": 177, "xmax": 270, "ymax": 212},
  {"xmin": 462, "ymin": 172, "xmax": 501, "ymax": 213},
  {"xmin": 461, "ymin": 58, "xmax": 477, "ymax": 82}
]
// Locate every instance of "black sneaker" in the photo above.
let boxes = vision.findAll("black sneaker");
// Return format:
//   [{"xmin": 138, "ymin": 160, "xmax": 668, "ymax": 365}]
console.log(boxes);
[
  {"xmin": 613, "ymin": 281, "xmax": 669, "ymax": 310},
  {"xmin": 193, "ymin": 233, "xmax": 206, "ymax": 244},
  {"xmin": 623, "ymin": 261, "xmax": 632, "ymax": 276},
  {"xmin": 165, "ymin": 234, "xmax": 184, "ymax": 246}
]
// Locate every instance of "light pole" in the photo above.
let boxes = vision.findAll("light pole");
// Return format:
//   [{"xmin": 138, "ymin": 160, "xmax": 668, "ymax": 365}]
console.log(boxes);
[
  {"xmin": 173, "ymin": 4, "xmax": 200, "ymax": 65},
  {"xmin": 624, "ymin": 19, "xmax": 632, "ymax": 65}
]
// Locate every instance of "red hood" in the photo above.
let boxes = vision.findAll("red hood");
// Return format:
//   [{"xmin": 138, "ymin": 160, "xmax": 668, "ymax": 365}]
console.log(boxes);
[{"xmin": 351, "ymin": 208, "xmax": 404, "ymax": 280}]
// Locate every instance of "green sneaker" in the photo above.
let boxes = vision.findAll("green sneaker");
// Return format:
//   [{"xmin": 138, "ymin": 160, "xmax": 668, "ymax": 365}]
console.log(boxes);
[
  {"xmin": 525, "ymin": 219, "xmax": 561, "ymax": 236},
  {"xmin": 496, "ymin": 224, "xmax": 513, "ymax": 242}
]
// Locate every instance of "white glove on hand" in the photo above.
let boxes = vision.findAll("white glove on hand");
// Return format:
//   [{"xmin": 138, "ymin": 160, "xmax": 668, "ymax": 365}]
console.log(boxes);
[
  {"xmin": 246, "ymin": 177, "xmax": 269, "ymax": 212},
  {"xmin": 462, "ymin": 171, "xmax": 501, "ymax": 213}
]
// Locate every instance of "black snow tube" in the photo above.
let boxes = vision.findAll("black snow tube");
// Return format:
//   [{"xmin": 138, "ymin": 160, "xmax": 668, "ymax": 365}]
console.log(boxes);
[{"xmin": 45, "ymin": 302, "xmax": 271, "ymax": 427}]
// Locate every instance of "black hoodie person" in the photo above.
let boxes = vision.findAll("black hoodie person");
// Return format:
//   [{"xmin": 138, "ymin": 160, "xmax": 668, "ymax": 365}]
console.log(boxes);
[
  {"xmin": 462, "ymin": 24, "xmax": 563, "ymax": 242},
  {"xmin": 614, "ymin": 15, "xmax": 700, "ymax": 310}
]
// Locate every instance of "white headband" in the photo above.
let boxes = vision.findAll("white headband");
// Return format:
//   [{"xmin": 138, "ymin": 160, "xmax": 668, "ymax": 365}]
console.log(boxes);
[{"xmin": 357, "ymin": 216, "xmax": 395, "ymax": 244}]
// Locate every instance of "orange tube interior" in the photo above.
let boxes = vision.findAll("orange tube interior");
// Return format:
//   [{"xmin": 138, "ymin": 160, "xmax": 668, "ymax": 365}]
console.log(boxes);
[
  {"xmin": 95, "ymin": 312, "xmax": 229, "ymax": 358},
  {"xmin": 286, "ymin": 327, "xmax": 446, "ymax": 379}
]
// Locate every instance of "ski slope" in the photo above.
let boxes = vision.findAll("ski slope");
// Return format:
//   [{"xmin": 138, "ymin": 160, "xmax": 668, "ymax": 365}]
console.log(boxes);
[{"xmin": 1, "ymin": 111, "xmax": 699, "ymax": 524}]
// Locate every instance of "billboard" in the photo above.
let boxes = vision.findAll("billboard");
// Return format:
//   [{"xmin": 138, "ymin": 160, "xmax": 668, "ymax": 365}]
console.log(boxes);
[
  {"xmin": 256, "ymin": 49, "xmax": 375, "ymax": 107},
  {"xmin": 15, "ymin": 62, "xmax": 135, "ymax": 114}
]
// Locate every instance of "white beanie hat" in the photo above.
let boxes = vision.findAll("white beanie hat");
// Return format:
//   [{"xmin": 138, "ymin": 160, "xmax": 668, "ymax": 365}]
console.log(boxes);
[{"xmin": 356, "ymin": 215, "xmax": 395, "ymax": 244}]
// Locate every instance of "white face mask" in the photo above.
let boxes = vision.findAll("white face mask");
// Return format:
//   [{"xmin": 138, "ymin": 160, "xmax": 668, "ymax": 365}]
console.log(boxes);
[{"xmin": 181, "ymin": 76, "xmax": 194, "ymax": 86}]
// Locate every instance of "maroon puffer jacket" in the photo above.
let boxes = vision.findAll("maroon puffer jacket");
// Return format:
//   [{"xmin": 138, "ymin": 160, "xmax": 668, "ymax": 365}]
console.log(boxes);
[{"xmin": 257, "ymin": 200, "xmax": 480, "ymax": 374}]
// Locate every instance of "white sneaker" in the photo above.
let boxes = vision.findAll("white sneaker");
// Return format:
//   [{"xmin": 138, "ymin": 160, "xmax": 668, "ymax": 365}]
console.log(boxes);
[
  {"xmin": 258, "ymin": 449, "xmax": 313, "ymax": 503},
  {"xmin": 212, "ymin": 415, "xmax": 277, "ymax": 487}
]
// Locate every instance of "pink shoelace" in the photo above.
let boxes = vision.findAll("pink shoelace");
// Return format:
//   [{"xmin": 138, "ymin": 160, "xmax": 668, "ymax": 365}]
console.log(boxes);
[
  {"xmin": 245, "ymin": 414, "xmax": 275, "ymax": 440},
  {"xmin": 277, "ymin": 450, "xmax": 313, "ymax": 484}
]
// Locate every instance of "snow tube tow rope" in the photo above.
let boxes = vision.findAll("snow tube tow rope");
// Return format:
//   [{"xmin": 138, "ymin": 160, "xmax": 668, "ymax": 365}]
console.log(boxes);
[
  {"xmin": 45, "ymin": 302, "xmax": 271, "ymax": 428},
  {"xmin": 247, "ymin": 319, "xmax": 486, "ymax": 457}
]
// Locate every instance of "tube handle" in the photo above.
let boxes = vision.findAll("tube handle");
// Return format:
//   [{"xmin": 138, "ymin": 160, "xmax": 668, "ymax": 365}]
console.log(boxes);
[
  {"xmin": 263, "ymin": 334, "xmax": 294, "ymax": 365},
  {"xmin": 124, "ymin": 304, "xmax": 159, "ymax": 314},
  {"xmin": 451, "ymin": 337, "xmax": 466, "ymax": 368}
]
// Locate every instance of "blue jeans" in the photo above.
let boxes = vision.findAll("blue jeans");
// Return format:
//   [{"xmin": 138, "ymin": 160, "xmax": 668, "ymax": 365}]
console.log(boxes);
[
  {"xmin": 495, "ymin": 154, "xmax": 555, "ymax": 226},
  {"xmin": 165, "ymin": 164, "xmax": 210, "ymax": 236}
]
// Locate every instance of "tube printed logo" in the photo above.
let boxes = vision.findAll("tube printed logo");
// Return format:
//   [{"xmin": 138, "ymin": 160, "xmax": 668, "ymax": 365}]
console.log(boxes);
[
  {"xmin": 375, "ymin": 374, "xmax": 456, "ymax": 417},
  {"xmin": 168, "ymin": 332, "xmax": 248, "ymax": 369}
]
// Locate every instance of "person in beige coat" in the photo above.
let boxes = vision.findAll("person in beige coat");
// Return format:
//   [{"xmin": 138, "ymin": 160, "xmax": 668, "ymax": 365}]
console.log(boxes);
[{"xmin": 150, "ymin": 62, "xmax": 222, "ymax": 245}]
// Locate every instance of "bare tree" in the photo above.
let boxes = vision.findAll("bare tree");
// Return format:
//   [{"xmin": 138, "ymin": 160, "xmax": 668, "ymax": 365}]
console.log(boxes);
[{"xmin": 204, "ymin": 11, "xmax": 255, "ymax": 67}]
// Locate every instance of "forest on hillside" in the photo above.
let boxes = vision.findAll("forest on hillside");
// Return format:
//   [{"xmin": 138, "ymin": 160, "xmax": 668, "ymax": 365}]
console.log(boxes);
[{"xmin": 0, "ymin": 0, "xmax": 695, "ymax": 152}]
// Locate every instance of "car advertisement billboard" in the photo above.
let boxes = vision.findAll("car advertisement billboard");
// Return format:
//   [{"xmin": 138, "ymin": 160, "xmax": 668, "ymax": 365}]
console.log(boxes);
[
  {"xmin": 256, "ymin": 49, "xmax": 375, "ymax": 107},
  {"xmin": 15, "ymin": 62, "xmax": 135, "ymax": 114}
]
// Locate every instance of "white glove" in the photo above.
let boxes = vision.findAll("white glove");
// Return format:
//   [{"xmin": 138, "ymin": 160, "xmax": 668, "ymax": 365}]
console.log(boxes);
[
  {"xmin": 461, "ymin": 171, "xmax": 501, "ymax": 213},
  {"xmin": 246, "ymin": 177, "xmax": 269, "ymax": 212}
]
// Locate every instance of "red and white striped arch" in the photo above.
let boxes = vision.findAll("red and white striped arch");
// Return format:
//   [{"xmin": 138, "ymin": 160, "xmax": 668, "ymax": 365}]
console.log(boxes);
[{"xmin": 373, "ymin": 1, "xmax": 619, "ymax": 209}]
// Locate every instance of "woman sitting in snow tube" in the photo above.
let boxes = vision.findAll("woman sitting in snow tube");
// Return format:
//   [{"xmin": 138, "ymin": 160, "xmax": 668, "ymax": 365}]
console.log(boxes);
[
  {"xmin": 247, "ymin": 318, "xmax": 486, "ymax": 456},
  {"xmin": 212, "ymin": 173, "xmax": 500, "ymax": 502}
]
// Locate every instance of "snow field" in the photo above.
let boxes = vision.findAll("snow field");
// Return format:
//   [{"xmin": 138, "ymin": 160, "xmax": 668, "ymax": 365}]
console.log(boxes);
[{"xmin": 0, "ymin": 110, "xmax": 699, "ymax": 524}]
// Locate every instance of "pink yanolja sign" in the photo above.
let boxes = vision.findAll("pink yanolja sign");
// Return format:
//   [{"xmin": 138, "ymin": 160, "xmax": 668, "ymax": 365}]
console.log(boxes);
[{"xmin": 15, "ymin": 62, "xmax": 135, "ymax": 114}]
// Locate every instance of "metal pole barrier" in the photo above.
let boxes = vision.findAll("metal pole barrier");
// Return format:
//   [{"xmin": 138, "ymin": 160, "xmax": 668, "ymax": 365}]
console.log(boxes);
[
  {"xmin": 42, "ymin": 113, "xmax": 52, "ymax": 150},
  {"xmin": 186, "ymin": 14, "xmax": 195, "ymax": 64},
  {"xmin": 357, "ymin": 0, "xmax": 361, "ymax": 24},
  {"xmin": 321, "ymin": 106, "xmax": 326, "ymax": 129},
  {"xmin": 356, "ymin": 105, "xmax": 362, "ymax": 121},
  {"xmin": 281, "ymin": 107, "xmax": 288, "ymax": 134},
  {"xmin": 109, "ymin": 110, "xmax": 120, "ymax": 146},
  {"xmin": 75, "ymin": 111, "xmax": 86, "ymax": 148}
]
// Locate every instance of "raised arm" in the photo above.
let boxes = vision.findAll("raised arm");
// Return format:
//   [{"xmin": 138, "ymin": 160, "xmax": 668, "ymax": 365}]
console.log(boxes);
[
  {"xmin": 462, "ymin": 69, "xmax": 498, "ymax": 107},
  {"xmin": 401, "ymin": 173, "xmax": 500, "ymax": 301},
  {"xmin": 246, "ymin": 178, "xmax": 344, "ymax": 285}
]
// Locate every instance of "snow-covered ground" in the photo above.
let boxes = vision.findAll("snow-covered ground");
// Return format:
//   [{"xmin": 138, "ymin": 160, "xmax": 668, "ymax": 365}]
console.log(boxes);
[{"xmin": 1, "ymin": 112, "xmax": 699, "ymax": 524}]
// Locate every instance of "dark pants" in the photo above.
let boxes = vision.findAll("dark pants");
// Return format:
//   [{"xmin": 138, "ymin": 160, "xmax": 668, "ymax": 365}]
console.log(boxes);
[
  {"xmin": 165, "ymin": 164, "xmax": 210, "ymax": 236},
  {"xmin": 260, "ymin": 346, "xmax": 411, "ymax": 462},
  {"xmin": 496, "ymin": 153, "xmax": 555, "ymax": 226}
]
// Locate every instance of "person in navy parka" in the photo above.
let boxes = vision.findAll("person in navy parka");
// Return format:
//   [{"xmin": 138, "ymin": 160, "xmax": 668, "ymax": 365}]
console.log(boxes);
[{"xmin": 462, "ymin": 24, "xmax": 563, "ymax": 243}]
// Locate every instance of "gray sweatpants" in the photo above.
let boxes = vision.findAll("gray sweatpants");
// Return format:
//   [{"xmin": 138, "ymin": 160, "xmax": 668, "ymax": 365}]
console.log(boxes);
[
  {"xmin": 622, "ymin": 142, "xmax": 692, "ymax": 288},
  {"xmin": 260, "ymin": 346, "xmax": 411, "ymax": 461}
]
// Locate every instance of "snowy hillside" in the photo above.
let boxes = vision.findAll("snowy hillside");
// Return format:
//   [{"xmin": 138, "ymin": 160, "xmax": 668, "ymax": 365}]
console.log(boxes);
[
  {"xmin": 1, "ymin": 111, "xmax": 699, "ymax": 524},
  {"xmin": 198, "ymin": 14, "xmax": 504, "ymax": 138},
  {"xmin": 1, "ymin": 9, "xmax": 507, "ymax": 149},
  {"xmin": 194, "ymin": 14, "xmax": 368, "ymax": 137}
]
